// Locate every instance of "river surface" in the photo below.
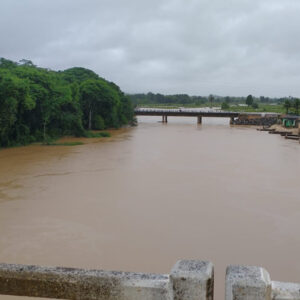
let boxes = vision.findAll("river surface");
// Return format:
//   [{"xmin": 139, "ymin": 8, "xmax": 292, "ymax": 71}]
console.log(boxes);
[{"xmin": 0, "ymin": 116, "xmax": 300, "ymax": 299}]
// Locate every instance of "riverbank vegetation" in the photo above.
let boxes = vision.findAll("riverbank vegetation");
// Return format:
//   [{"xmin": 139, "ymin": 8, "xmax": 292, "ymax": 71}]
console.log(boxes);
[
  {"xmin": 0, "ymin": 58, "xmax": 135, "ymax": 148},
  {"xmin": 46, "ymin": 141, "xmax": 84, "ymax": 146},
  {"xmin": 85, "ymin": 131, "xmax": 111, "ymax": 138},
  {"xmin": 129, "ymin": 93, "xmax": 300, "ymax": 115}
]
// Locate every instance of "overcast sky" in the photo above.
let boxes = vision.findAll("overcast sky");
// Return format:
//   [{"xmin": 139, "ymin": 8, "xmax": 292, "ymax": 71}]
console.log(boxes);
[{"xmin": 1, "ymin": 0, "xmax": 300, "ymax": 97}]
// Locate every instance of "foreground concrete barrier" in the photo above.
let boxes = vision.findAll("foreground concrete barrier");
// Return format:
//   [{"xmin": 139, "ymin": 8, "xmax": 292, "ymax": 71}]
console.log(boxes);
[
  {"xmin": 226, "ymin": 265, "xmax": 271, "ymax": 300},
  {"xmin": 0, "ymin": 260, "xmax": 213, "ymax": 300},
  {"xmin": 1, "ymin": 261, "xmax": 300, "ymax": 299},
  {"xmin": 226, "ymin": 265, "xmax": 300, "ymax": 300},
  {"xmin": 272, "ymin": 281, "xmax": 300, "ymax": 300},
  {"xmin": 170, "ymin": 260, "xmax": 214, "ymax": 300}
]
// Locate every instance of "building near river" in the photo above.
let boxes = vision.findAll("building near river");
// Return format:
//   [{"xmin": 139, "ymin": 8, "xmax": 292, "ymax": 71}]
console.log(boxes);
[{"xmin": 280, "ymin": 115, "xmax": 300, "ymax": 128}]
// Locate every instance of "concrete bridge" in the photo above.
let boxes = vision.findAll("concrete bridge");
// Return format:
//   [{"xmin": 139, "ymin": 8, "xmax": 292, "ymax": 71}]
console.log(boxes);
[
  {"xmin": 1, "ymin": 260, "xmax": 299, "ymax": 300},
  {"xmin": 134, "ymin": 108, "xmax": 240, "ymax": 124}
]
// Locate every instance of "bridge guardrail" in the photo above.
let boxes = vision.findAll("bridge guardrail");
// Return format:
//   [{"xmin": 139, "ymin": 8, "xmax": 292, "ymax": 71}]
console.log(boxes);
[
  {"xmin": 1, "ymin": 261, "xmax": 299, "ymax": 299},
  {"xmin": 0, "ymin": 260, "xmax": 213, "ymax": 300}
]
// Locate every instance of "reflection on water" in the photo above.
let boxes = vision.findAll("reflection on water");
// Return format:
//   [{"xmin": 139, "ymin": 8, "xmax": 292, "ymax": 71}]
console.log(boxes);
[{"xmin": 0, "ymin": 116, "xmax": 300, "ymax": 299}]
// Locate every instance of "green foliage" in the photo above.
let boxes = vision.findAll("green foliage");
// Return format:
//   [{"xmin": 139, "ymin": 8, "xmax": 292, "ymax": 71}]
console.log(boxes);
[
  {"xmin": 85, "ymin": 131, "xmax": 111, "ymax": 138},
  {"xmin": 0, "ymin": 58, "xmax": 134, "ymax": 148},
  {"xmin": 283, "ymin": 100, "xmax": 291, "ymax": 114},
  {"xmin": 208, "ymin": 94, "xmax": 214, "ymax": 108},
  {"xmin": 46, "ymin": 141, "xmax": 84, "ymax": 146},
  {"xmin": 246, "ymin": 95, "xmax": 254, "ymax": 106},
  {"xmin": 129, "ymin": 93, "xmax": 207, "ymax": 106},
  {"xmin": 130, "ymin": 93, "xmax": 288, "ymax": 108},
  {"xmin": 251, "ymin": 102, "xmax": 259, "ymax": 109},
  {"xmin": 293, "ymin": 98, "xmax": 300, "ymax": 115},
  {"xmin": 221, "ymin": 102, "xmax": 229, "ymax": 110},
  {"xmin": 227, "ymin": 104, "xmax": 284, "ymax": 114},
  {"xmin": 94, "ymin": 115, "xmax": 105, "ymax": 130},
  {"xmin": 61, "ymin": 67, "xmax": 99, "ymax": 83},
  {"xmin": 283, "ymin": 98, "xmax": 300, "ymax": 115}
]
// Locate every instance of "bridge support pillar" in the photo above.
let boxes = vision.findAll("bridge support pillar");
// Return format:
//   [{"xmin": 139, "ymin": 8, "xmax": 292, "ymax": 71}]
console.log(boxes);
[
  {"xmin": 162, "ymin": 115, "xmax": 168, "ymax": 123},
  {"xmin": 197, "ymin": 116, "xmax": 202, "ymax": 124},
  {"xmin": 230, "ymin": 117, "xmax": 235, "ymax": 125}
]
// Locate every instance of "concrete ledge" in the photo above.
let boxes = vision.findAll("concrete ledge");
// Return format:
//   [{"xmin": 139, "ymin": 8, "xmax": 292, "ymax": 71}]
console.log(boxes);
[
  {"xmin": 226, "ymin": 265, "xmax": 271, "ymax": 300},
  {"xmin": 272, "ymin": 281, "xmax": 300, "ymax": 300},
  {"xmin": 170, "ymin": 260, "xmax": 214, "ymax": 300},
  {"xmin": 0, "ymin": 263, "xmax": 171, "ymax": 300},
  {"xmin": 5, "ymin": 261, "xmax": 300, "ymax": 300},
  {"xmin": 0, "ymin": 261, "xmax": 213, "ymax": 300}
]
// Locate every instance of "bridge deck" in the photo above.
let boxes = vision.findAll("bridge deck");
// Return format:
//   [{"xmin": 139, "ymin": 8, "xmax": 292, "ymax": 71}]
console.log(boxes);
[{"xmin": 134, "ymin": 108, "xmax": 239, "ymax": 118}]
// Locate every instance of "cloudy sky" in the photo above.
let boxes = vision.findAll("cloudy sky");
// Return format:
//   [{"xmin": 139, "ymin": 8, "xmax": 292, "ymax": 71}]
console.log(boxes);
[{"xmin": 1, "ymin": 0, "xmax": 300, "ymax": 97}]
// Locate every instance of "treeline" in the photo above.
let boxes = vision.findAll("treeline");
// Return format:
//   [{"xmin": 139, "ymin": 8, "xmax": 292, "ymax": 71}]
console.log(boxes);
[
  {"xmin": 129, "ymin": 93, "xmax": 288, "ymax": 106},
  {"xmin": 0, "ymin": 58, "xmax": 135, "ymax": 147},
  {"xmin": 130, "ymin": 93, "xmax": 207, "ymax": 105}
]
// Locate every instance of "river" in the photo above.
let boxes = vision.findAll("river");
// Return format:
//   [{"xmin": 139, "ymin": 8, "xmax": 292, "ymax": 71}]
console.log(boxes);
[{"xmin": 0, "ymin": 116, "xmax": 300, "ymax": 299}]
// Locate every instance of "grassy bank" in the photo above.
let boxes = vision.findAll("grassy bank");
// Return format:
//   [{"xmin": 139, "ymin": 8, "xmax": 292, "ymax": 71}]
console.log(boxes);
[
  {"xmin": 85, "ymin": 131, "xmax": 111, "ymax": 138},
  {"xmin": 228, "ymin": 104, "xmax": 285, "ymax": 114},
  {"xmin": 43, "ymin": 131, "xmax": 111, "ymax": 147}
]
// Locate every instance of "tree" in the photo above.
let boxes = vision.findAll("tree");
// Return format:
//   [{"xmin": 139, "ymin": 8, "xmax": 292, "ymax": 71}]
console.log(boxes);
[
  {"xmin": 0, "ymin": 58, "xmax": 18, "ymax": 69},
  {"xmin": 208, "ymin": 94, "xmax": 214, "ymax": 108},
  {"xmin": 79, "ymin": 79, "xmax": 121, "ymax": 130},
  {"xmin": 80, "ymin": 79, "xmax": 104, "ymax": 130},
  {"xmin": 19, "ymin": 59, "xmax": 35, "ymax": 67},
  {"xmin": 293, "ymin": 98, "xmax": 300, "ymax": 115},
  {"xmin": 94, "ymin": 115, "xmax": 105, "ymax": 130},
  {"xmin": 283, "ymin": 100, "xmax": 291, "ymax": 114},
  {"xmin": 62, "ymin": 67, "xmax": 99, "ymax": 83},
  {"xmin": 246, "ymin": 95, "xmax": 254, "ymax": 106},
  {"xmin": 0, "ymin": 71, "xmax": 35, "ymax": 146},
  {"xmin": 221, "ymin": 102, "xmax": 229, "ymax": 110}
]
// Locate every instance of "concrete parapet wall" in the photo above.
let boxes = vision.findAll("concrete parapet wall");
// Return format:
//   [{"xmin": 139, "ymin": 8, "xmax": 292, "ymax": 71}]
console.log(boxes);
[
  {"xmin": 170, "ymin": 260, "xmax": 214, "ymax": 300},
  {"xmin": 1, "ymin": 261, "xmax": 300, "ymax": 299},
  {"xmin": 272, "ymin": 281, "xmax": 300, "ymax": 300},
  {"xmin": 226, "ymin": 265, "xmax": 300, "ymax": 300},
  {"xmin": 0, "ymin": 260, "xmax": 213, "ymax": 300},
  {"xmin": 226, "ymin": 265, "xmax": 271, "ymax": 300}
]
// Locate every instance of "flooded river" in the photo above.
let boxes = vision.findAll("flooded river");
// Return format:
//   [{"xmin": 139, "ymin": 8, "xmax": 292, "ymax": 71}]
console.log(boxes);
[{"xmin": 0, "ymin": 116, "xmax": 300, "ymax": 299}]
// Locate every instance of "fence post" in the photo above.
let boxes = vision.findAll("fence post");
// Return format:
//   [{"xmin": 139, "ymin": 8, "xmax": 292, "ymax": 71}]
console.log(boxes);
[
  {"xmin": 226, "ymin": 265, "xmax": 271, "ymax": 300},
  {"xmin": 170, "ymin": 260, "xmax": 214, "ymax": 300}
]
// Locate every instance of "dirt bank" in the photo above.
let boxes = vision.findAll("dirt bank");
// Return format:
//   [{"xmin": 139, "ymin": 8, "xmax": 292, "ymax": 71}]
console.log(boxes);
[{"xmin": 269, "ymin": 124, "xmax": 299, "ymax": 135}]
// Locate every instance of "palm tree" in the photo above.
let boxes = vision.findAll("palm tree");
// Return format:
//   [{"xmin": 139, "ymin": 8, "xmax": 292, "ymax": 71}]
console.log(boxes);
[
  {"xmin": 293, "ymin": 98, "xmax": 300, "ymax": 115},
  {"xmin": 208, "ymin": 94, "xmax": 214, "ymax": 108},
  {"xmin": 283, "ymin": 100, "xmax": 291, "ymax": 114}
]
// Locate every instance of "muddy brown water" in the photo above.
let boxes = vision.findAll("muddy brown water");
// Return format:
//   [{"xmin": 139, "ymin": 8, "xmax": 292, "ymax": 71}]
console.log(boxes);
[{"xmin": 0, "ymin": 116, "xmax": 300, "ymax": 299}]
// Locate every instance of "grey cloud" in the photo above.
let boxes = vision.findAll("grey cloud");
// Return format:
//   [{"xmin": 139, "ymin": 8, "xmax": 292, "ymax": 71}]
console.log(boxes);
[{"xmin": 0, "ymin": 0, "xmax": 299, "ymax": 97}]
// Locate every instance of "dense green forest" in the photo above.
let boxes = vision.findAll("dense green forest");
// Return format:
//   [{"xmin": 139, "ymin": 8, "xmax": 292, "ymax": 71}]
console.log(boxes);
[{"xmin": 0, "ymin": 58, "xmax": 135, "ymax": 147}]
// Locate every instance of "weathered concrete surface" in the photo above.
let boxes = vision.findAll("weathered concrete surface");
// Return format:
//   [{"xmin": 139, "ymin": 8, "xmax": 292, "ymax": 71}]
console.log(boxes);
[
  {"xmin": 120, "ymin": 274, "xmax": 172, "ymax": 300},
  {"xmin": 4, "ymin": 261, "xmax": 300, "ymax": 300},
  {"xmin": 170, "ymin": 260, "xmax": 214, "ymax": 300},
  {"xmin": 0, "ymin": 263, "xmax": 171, "ymax": 300},
  {"xmin": 272, "ymin": 281, "xmax": 300, "ymax": 300},
  {"xmin": 226, "ymin": 265, "xmax": 271, "ymax": 300}
]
